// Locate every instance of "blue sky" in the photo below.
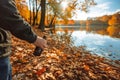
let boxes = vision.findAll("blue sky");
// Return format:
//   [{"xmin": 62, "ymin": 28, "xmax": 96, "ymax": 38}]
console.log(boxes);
[{"xmin": 72, "ymin": 0, "xmax": 120, "ymax": 20}]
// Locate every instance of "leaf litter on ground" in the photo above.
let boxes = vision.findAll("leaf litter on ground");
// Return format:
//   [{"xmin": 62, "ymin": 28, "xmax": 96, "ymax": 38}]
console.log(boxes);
[{"xmin": 11, "ymin": 29, "xmax": 120, "ymax": 80}]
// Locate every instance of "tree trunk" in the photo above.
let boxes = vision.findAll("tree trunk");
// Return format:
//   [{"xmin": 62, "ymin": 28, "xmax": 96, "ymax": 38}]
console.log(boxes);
[
  {"xmin": 34, "ymin": 4, "xmax": 41, "ymax": 25},
  {"xmin": 48, "ymin": 15, "xmax": 56, "ymax": 33},
  {"xmin": 38, "ymin": 0, "xmax": 46, "ymax": 31},
  {"xmin": 29, "ymin": 0, "xmax": 32, "ymax": 24},
  {"xmin": 49, "ymin": 15, "xmax": 55, "ymax": 28},
  {"xmin": 32, "ymin": 0, "xmax": 35, "ymax": 26}
]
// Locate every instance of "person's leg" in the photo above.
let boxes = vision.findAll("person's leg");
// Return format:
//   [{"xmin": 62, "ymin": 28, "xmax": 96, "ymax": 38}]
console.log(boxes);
[
  {"xmin": 8, "ymin": 63, "xmax": 12, "ymax": 80},
  {"xmin": 0, "ymin": 57, "xmax": 12, "ymax": 80}
]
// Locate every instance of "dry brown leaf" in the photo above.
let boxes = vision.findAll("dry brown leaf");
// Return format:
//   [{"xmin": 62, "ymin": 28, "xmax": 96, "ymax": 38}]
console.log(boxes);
[{"xmin": 83, "ymin": 65, "xmax": 90, "ymax": 71}]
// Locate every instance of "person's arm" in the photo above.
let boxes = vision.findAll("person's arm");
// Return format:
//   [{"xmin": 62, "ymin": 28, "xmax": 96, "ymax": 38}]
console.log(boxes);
[
  {"xmin": 0, "ymin": 0, "xmax": 36, "ymax": 43},
  {"xmin": 0, "ymin": 0, "xmax": 47, "ymax": 49}
]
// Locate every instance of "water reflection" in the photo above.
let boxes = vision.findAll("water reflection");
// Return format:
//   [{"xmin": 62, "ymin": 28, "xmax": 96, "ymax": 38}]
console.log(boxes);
[
  {"xmin": 56, "ymin": 25, "xmax": 120, "ymax": 60},
  {"xmin": 107, "ymin": 26, "xmax": 120, "ymax": 38},
  {"xmin": 72, "ymin": 31, "xmax": 120, "ymax": 60},
  {"xmin": 56, "ymin": 25, "xmax": 120, "ymax": 38}
]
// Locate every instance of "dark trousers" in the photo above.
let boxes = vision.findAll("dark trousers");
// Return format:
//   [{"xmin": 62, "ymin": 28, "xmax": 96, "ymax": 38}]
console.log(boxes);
[{"xmin": 0, "ymin": 57, "xmax": 12, "ymax": 80}]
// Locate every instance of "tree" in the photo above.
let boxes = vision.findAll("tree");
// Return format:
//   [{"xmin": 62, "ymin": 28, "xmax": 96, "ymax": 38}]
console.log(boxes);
[
  {"xmin": 38, "ymin": 0, "xmax": 46, "ymax": 31},
  {"xmin": 16, "ymin": 0, "xmax": 96, "ymax": 31},
  {"xmin": 32, "ymin": 0, "xmax": 41, "ymax": 25},
  {"xmin": 27, "ymin": 0, "xmax": 41, "ymax": 25},
  {"xmin": 15, "ymin": 0, "xmax": 29, "ymax": 21},
  {"xmin": 108, "ymin": 12, "xmax": 120, "ymax": 26},
  {"xmin": 99, "ymin": 15, "xmax": 111, "ymax": 23},
  {"xmin": 28, "ymin": 0, "xmax": 32, "ymax": 24},
  {"xmin": 40, "ymin": 0, "xmax": 96, "ymax": 31}
]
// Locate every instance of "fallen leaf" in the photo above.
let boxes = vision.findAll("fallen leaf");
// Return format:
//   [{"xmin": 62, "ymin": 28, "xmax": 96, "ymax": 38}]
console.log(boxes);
[{"xmin": 36, "ymin": 67, "xmax": 46, "ymax": 76}]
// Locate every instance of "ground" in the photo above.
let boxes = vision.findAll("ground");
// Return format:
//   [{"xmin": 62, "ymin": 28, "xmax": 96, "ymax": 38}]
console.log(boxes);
[{"xmin": 10, "ymin": 29, "xmax": 120, "ymax": 80}]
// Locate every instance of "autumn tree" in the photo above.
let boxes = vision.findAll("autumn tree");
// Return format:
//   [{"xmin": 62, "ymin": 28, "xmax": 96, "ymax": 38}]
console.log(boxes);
[
  {"xmin": 16, "ymin": 0, "xmax": 96, "ymax": 31},
  {"xmin": 38, "ymin": 0, "xmax": 46, "ymax": 31},
  {"xmin": 38, "ymin": 0, "xmax": 96, "ymax": 31},
  {"xmin": 28, "ymin": 0, "xmax": 32, "ymax": 24},
  {"xmin": 99, "ymin": 15, "xmax": 111, "ymax": 23},
  {"xmin": 15, "ymin": 0, "xmax": 29, "ymax": 21},
  {"xmin": 28, "ymin": 0, "xmax": 41, "ymax": 25},
  {"xmin": 108, "ymin": 12, "xmax": 120, "ymax": 26}
]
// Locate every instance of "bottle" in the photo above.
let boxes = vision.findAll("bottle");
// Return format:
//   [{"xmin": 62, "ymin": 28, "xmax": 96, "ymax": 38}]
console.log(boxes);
[{"xmin": 33, "ymin": 36, "xmax": 46, "ymax": 56}]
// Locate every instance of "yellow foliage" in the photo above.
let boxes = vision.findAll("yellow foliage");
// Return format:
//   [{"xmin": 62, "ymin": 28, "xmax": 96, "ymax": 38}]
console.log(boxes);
[
  {"xmin": 107, "ymin": 26, "xmax": 119, "ymax": 36},
  {"xmin": 15, "ymin": 0, "xmax": 30, "ymax": 21},
  {"xmin": 108, "ymin": 14, "xmax": 120, "ymax": 26},
  {"xmin": 108, "ymin": 16, "xmax": 117, "ymax": 25},
  {"xmin": 68, "ymin": 20, "xmax": 75, "ymax": 25},
  {"xmin": 99, "ymin": 15, "xmax": 111, "ymax": 22}
]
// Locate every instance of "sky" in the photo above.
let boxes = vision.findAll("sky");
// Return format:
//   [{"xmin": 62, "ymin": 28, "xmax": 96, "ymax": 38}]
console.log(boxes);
[{"xmin": 72, "ymin": 0, "xmax": 120, "ymax": 20}]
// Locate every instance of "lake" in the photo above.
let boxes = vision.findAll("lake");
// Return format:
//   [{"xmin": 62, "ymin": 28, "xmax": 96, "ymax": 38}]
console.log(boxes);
[{"xmin": 56, "ymin": 25, "xmax": 120, "ymax": 60}]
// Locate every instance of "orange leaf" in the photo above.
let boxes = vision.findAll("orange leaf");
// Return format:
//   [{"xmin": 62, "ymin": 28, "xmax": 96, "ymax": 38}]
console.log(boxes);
[
  {"xmin": 83, "ymin": 65, "xmax": 90, "ymax": 71},
  {"xmin": 36, "ymin": 67, "xmax": 46, "ymax": 76}
]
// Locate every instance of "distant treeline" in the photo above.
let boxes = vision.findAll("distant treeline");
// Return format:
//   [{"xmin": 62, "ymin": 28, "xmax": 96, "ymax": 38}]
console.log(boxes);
[
  {"xmin": 56, "ymin": 11, "xmax": 120, "ymax": 26},
  {"xmin": 85, "ymin": 11, "xmax": 120, "ymax": 26}
]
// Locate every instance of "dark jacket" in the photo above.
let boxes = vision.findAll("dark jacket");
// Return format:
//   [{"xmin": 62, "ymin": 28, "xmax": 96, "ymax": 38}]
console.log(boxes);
[{"xmin": 0, "ymin": 0, "xmax": 37, "ymax": 43}]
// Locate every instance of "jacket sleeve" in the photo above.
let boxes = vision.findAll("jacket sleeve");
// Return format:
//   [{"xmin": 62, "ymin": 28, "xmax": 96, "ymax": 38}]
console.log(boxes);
[{"xmin": 0, "ymin": 0, "xmax": 37, "ymax": 43}]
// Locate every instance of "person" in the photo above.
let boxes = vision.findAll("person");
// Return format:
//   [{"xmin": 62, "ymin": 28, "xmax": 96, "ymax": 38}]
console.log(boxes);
[{"xmin": 0, "ymin": 0, "xmax": 47, "ymax": 80}]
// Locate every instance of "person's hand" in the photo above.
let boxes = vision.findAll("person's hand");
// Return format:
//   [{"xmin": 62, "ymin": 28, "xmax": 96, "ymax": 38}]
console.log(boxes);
[{"xmin": 33, "ymin": 36, "xmax": 47, "ymax": 50}]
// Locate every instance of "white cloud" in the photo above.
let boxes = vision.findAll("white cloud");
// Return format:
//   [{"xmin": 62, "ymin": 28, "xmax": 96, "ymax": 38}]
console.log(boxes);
[
  {"xmin": 87, "ymin": 9, "xmax": 120, "ymax": 19},
  {"xmin": 95, "ymin": 2, "xmax": 111, "ymax": 10},
  {"xmin": 115, "ymin": 9, "xmax": 120, "ymax": 13},
  {"xmin": 106, "ymin": 9, "xmax": 120, "ymax": 15},
  {"xmin": 72, "ymin": 2, "xmax": 120, "ymax": 20}
]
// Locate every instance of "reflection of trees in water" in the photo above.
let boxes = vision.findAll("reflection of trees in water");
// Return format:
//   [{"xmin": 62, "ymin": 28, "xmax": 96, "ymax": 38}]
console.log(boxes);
[
  {"xmin": 84, "ymin": 25, "xmax": 107, "ymax": 34},
  {"xmin": 84, "ymin": 25, "xmax": 120, "ymax": 38},
  {"xmin": 56, "ymin": 25, "xmax": 120, "ymax": 38},
  {"xmin": 107, "ymin": 26, "xmax": 120, "ymax": 38},
  {"xmin": 86, "ymin": 25, "xmax": 91, "ymax": 32}
]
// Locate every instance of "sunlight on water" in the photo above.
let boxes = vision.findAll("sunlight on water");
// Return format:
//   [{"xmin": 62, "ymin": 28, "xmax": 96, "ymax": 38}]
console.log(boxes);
[{"xmin": 72, "ymin": 31, "xmax": 120, "ymax": 60}]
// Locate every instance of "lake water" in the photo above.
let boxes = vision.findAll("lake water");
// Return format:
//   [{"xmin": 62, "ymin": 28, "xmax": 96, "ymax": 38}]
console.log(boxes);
[{"xmin": 56, "ymin": 25, "xmax": 120, "ymax": 60}]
